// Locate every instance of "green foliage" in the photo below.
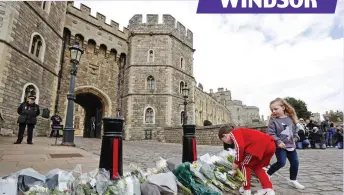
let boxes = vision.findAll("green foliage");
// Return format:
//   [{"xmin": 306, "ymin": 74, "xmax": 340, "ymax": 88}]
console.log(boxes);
[
  {"xmin": 284, "ymin": 97, "xmax": 312, "ymax": 119},
  {"xmin": 327, "ymin": 111, "xmax": 343, "ymax": 123}
]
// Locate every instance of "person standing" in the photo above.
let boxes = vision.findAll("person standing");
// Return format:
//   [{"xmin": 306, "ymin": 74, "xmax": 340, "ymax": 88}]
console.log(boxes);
[
  {"xmin": 266, "ymin": 98, "xmax": 305, "ymax": 190},
  {"xmin": 50, "ymin": 112, "xmax": 62, "ymax": 138},
  {"xmin": 14, "ymin": 95, "xmax": 40, "ymax": 144},
  {"xmin": 322, "ymin": 116, "xmax": 333, "ymax": 147}
]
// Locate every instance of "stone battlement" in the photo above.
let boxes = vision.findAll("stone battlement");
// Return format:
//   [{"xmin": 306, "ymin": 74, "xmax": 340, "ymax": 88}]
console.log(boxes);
[
  {"xmin": 66, "ymin": 2, "xmax": 129, "ymax": 39},
  {"xmin": 233, "ymin": 100, "xmax": 243, "ymax": 105},
  {"xmin": 128, "ymin": 14, "xmax": 193, "ymax": 48},
  {"xmin": 245, "ymin": 106, "xmax": 259, "ymax": 110}
]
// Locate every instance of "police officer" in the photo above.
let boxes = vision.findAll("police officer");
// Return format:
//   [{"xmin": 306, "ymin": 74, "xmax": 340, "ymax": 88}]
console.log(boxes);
[{"xmin": 14, "ymin": 95, "xmax": 40, "ymax": 144}]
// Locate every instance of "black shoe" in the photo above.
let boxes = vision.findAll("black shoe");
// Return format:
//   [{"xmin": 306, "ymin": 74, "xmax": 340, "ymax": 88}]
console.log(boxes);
[
  {"xmin": 27, "ymin": 142, "xmax": 33, "ymax": 145},
  {"xmin": 14, "ymin": 141, "xmax": 21, "ymax": 144}
]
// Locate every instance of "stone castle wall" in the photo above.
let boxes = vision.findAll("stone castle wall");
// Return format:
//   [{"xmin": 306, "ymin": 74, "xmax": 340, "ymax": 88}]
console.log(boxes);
[
  {"xmin": 0, "ymin": 2, "xmax": 262, "ymax": 139},
  {"xmin": 194, "ymin": 87, "xmax": 231, "ymax": 126},
  {"xmin": 162, "ymin": 124, "xmax": 268, "ymax": 145},
  {"xmin": 57, "ymin": 2, "xmax": 130, "ymax": 137},
  {"xmin": 0, "ymin": 2, "xmax": 66, "ymax": 136}
]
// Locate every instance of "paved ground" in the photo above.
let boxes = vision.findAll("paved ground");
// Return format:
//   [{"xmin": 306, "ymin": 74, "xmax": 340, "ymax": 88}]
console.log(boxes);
[
  {"xmin": 0, "ymin": 136, "xmax": 343, "ymax": 195},
  {"xmin": 73, "ymin": 137, "xmax": 344, "ymax": 195},
  {"xmin": 0, "ymin": 137, "xmax": 100, "ymax": 176}
]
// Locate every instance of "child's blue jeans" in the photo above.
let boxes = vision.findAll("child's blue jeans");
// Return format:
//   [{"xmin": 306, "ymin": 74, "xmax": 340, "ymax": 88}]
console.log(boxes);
[{"xmin": 267, "ymin": 148, "xmax": 299, "ymax": 180}]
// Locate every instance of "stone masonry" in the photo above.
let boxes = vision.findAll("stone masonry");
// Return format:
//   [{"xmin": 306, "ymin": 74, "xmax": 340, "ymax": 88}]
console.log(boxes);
[
  {"xmin": 0, "ymin": 2, "xmax": 66, "ymax": 136},
  {"xmin": 0, "ymin": 1, "xmax": 261, "ymax": 140}
]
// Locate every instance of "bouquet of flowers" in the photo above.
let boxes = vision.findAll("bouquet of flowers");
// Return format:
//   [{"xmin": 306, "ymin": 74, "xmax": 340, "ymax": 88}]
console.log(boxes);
[
  {"xmin": 104, "ymin": 178, "xmax": 127, "ymax": 195},
  {"xmin": 24, "ymin": 185, "xmax": 49, "ymax": 195},
  {"xmin": 45, "ymin": 168, "xmax": 74, "ymax": 195}
]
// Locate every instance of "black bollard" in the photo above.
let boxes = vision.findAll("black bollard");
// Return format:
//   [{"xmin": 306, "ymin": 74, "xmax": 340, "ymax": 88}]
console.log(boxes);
[
  {"xmin": 182, "ymin": 124, "xmax": 197, "ymax": 163},
  {"xmin": 99, "ymin": 117, "xmax": 124, "ymax": 180}
]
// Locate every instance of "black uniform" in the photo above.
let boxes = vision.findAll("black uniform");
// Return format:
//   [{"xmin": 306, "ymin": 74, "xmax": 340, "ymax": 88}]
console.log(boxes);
[
  {"xmin": 50, "ymin": 114, "xmax": 62, "ymax": 137},
  {"xmin": 15, "ymin": 101, "xmax": 40, "ymax": 144}
]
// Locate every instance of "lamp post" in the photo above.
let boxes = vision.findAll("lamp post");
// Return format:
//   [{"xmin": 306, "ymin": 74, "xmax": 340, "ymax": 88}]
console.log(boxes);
[
  {"xmin": 181, "ymin": 83, "xmax": 197, "ymax": 163},
  {"xmin": 61, "ymin": 42, "xmax": 83, "ymax": 146},
  {"xmin": 182, "ymin": 84, "xmax": 189, "ymax": 124}
]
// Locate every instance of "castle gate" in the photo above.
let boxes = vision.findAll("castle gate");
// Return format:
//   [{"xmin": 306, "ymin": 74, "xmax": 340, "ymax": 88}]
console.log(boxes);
[{"xmin": 74, "ymin": 86, "xmax": 112, "ymax": 138}]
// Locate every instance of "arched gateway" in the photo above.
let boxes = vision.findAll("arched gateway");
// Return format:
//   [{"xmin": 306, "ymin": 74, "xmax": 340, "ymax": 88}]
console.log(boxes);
[{"xmin": 74, "ymin": 86, "xmax": 112, "ymax": 138}]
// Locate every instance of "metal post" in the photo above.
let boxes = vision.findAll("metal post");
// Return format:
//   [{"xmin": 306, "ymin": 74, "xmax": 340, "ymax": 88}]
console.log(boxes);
[
  {"xmin": 99, "ymin": 117, "xmax": 124, "ymax": 180},
  {"xmin": 61, "ymin": 62, "xmax": 77, "ymax": 146},
  {"xmin": 183, "ymin": 98, "xmax": 188, "ymax": 125},
  {"xmin": 182, "ymin": 124, "xmax": 197, "ymax": 163}
]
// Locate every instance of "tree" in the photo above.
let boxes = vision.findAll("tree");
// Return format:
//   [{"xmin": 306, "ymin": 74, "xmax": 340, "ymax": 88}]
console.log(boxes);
[
  {"xmin": 284, "ymin": 97, "xmax": 312, "ymax": 119},
  {"xmin": 327, "ymin": 110, "xmax": 343, "ymax": 123}
]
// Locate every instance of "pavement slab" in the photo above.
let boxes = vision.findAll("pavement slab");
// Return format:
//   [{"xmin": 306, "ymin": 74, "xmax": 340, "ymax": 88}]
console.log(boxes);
[
  {"xmin": 71, "ymin": 137, "xmax": 343, "ymax": 195},
  {"xmin": 0, "ymin": 136, "xmax": 100, "ymax": 176}
]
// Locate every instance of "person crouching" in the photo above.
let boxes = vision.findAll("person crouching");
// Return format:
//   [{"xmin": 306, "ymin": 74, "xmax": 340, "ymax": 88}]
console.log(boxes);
[{"xmin": 218, "ymin": 126, "xmax": 276, "ymax": 195}]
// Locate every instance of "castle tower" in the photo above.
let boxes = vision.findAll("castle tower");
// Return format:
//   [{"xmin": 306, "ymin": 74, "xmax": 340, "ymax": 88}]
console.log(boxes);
[{"xmin": 123, "ymin": 14, "xmax": 195, "ymax": 140}]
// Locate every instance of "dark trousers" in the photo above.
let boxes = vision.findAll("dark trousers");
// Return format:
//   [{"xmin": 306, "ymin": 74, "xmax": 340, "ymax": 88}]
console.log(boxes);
[
  {"xmin": 326, "ymin": 131, "xmax": 334, "ymax": 146},
  {"xmin": 267, "ymin": 148, "xmax": 299, "ymax": 180},
  {"xmin": 17, "ymin": 123, "xmax": 35, "ymax": 143},
  {"xmin": 50, "ymin": 128, "xmax": 60, "ymax": 137}
]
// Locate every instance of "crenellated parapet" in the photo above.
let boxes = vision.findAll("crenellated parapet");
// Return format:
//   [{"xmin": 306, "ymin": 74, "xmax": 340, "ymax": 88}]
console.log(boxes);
[
  {"xmin": 245, "ymin": 106, "xmax": 259, "ymax": 110},
  {"xmin": 232, "ymin": 100, "xmax": 243, "ymax": 106},
  {"xmin": 66, "ymin": 2, "xmax": 129, "ymax": 40},
  {"xmin": 128, "ymin": 14, "xmax": 193, "ymax": 48}
]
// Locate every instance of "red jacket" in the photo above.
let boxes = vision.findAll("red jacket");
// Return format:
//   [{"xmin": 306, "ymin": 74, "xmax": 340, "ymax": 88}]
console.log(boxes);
[{"xmin": 229, "ymin": 128, "xmax": 275, "ymax": 165}]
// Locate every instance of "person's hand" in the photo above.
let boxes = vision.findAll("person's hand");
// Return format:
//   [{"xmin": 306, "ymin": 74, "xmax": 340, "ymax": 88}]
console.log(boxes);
[
  {"xmin": 232, "ymin": 163, "xmax": 239, "ymax": 170},
  {"xmin": 231, "ymin": 163, "xmax": 239, "ymax": 176},
  {"xmin": 278, "ymin": 143, "xmax": 286, "ymax": 149}
]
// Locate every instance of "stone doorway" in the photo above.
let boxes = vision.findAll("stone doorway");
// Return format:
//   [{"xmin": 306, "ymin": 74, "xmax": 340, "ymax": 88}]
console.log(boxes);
[{"xmin": 75, "ymin": 93, "xmax": 103, "ymax": 138}]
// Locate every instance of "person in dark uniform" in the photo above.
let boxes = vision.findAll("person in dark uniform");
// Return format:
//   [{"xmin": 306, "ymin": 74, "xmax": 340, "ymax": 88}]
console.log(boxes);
[
  {"xmin": 14, "ymin": 95, "xmax": 40, "ymax": 144},
  {"xmin": 50, "ymin": 112, "xmax": 62, "ymax": 138}
]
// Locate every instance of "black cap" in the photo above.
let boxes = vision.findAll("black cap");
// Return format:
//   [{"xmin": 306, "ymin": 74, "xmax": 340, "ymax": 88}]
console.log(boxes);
[{"xmin": 28, "ymin": 95, "xmax": 36, "ymax": 100}]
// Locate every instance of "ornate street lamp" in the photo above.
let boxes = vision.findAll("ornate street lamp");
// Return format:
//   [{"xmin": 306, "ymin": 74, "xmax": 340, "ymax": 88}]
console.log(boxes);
[
  {"xmin": 181, "ymin": 83, "xmax": 197, "ymax": 163},
  {"xmin": 61, "ymin": 43, "xmax": 84, "ymax": 146},
  {"xmin": 182, "ymin": 84, "xmax": 189, "ymax": 125}
]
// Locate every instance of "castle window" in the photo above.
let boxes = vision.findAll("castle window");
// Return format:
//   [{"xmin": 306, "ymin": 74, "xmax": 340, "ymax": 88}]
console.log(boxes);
[
  {"xmin": 144, "ymin": 107, "xmax": 155, "ymax": 124},
  {"xmin": 29, "ymin": 33, "xmax": 45, "ymax": 61},
  {"xmin": 41, "ymin": 1, "xmax": 51, "ymax": 13},
  {"xmin": 120, "ymin": 53, "xmax": 126, "ymax": 67},
  {"xmin": 147, "ymin": 76, "xmax": 155, "ymax": 90},
  {"xmin": 87, "ymin": 39, "xmax": 96, "ymax": 53},
  {"xmin": 99, "ymin": 44, "xmax": 107, "ymax": 56},
  {"xmin": 237, "ymin": 108, "xmax": 239, "ymax": 112},
  {"xmin": 110, "ymin": 49, "xmax": 117, "ymax": 61},
  {"xmin": 238, "ymin": 116, "xmax": 240, "ymax": 120},
  {"xmin": 21, "ymin": 83, "xmax": 40, "ymax": 104},
  {"xmin": 74, "ymin": 34, "xmax": 84, "ymax": 47},
  {"xmin": 181, "ymin": 111, "xmax": 185, "ymax": 124},
  {"xmin": 180, "ymin": 57, "xmax": 184, "ymax": 69},
  {"xmin": 148, "ymin": 50, "xmax": 154, "ymax": 63},
  {"xmin": 179, "ymin": 81, "xmax": 185, "ymax": 94}
]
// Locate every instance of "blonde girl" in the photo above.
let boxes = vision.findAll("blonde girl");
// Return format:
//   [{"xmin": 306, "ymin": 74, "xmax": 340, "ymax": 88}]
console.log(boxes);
[{"xmin": 266, "ymin": 98, "xmax": 305, "ymax": 190}]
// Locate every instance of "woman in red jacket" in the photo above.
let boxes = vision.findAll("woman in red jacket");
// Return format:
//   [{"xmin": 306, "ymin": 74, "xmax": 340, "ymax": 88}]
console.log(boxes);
[{"xmin": 219, "ymin": 126, "xmax": 276, "ymax": 195}]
